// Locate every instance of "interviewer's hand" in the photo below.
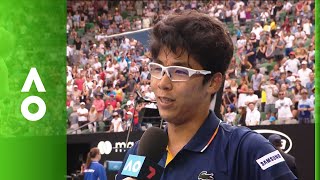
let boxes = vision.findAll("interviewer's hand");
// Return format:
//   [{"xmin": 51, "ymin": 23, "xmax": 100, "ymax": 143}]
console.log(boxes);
[{"xmin": 123, "ymin": 178, "xmax": 137, "ymax": 180}]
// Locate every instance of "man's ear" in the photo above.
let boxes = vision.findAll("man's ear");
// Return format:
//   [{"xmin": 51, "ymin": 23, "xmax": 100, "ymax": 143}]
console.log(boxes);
[{"xmin": 207, "ymin": 73, "xmax": 223, "ymax": 95}]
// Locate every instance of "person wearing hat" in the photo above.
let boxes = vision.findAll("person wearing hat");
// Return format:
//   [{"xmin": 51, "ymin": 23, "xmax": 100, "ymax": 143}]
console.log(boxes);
[
  {"xmin": 283, "ymin": 52, "xmax": 300, "ymax": 74},
  {"xmin": 108, "ymin": 111, "xmax": 124, "ymax": 132},
  {"xmin": 77, "ymin": 102, "xmax": 89, "ymax": 131},
  {"xmin": 297, "ymin": 61, "xmax": 312, "ymax": 87},
  {"xmin": 297, "ymin": 89, "xmax": 314, "ymax": 124},
  {"xmin": 268, "ymin": 134, "xmax": 298, "ymax": 177},
  {"xmin": 72, "ymin": 84, "xmax": 81, "ymax": 101}
]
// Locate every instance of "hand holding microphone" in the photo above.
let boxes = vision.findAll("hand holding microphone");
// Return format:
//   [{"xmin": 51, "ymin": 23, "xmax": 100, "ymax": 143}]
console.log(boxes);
[{"xmin": 121, "ymin": 127, "xmax": 168, "ymax": 180}]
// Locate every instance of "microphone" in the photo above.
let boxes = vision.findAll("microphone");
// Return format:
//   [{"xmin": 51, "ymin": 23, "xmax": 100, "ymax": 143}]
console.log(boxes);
[{"xmin": 121, "ymin": 127, "xmax": 168, "ymax": 180}]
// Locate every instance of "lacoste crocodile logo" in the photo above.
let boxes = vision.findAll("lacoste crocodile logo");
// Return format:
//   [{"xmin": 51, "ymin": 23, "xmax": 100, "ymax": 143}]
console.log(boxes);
[{"xmin": 198, "ymin": 171, "xmax": 214, "ymax": 180}]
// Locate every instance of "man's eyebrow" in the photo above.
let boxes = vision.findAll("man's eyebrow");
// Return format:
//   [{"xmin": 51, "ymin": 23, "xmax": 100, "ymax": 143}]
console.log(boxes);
[
  {"xmin": 153, "ymin": 58, "xmax": 189, "ymax": 67},
  {"xmin": 153, "ymin": 58, "xmax": 163, "ymax": 64}
]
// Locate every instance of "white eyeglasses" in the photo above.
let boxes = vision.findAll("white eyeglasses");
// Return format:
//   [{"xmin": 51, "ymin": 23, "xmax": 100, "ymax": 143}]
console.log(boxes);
[{"xmin": 147, "ymin": 62, "xmax": 211, "ymax": 82}]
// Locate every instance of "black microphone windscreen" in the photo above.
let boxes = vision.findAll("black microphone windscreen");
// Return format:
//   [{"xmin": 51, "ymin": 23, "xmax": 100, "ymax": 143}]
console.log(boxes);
[{"xmin": 137, "ymin": 127, "xmax": 169, "ymax": 163}]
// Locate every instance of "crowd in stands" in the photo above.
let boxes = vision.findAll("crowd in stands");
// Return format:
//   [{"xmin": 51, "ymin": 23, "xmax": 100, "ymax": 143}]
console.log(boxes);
[{"xmin": 66, "ymin": 0, "xmax": 315, "ymax": 134}]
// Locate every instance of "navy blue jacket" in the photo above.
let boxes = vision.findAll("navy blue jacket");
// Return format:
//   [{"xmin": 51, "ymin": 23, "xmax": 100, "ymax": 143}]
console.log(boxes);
[{"xmin": 117, "ymin": 111, "xmax": 297, "ymax": 180}]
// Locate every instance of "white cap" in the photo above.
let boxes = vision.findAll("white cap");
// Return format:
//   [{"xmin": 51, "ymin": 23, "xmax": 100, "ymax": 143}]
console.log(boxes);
[
  {"xmin": 301, "ymin": 61, "xmax": 307, "ymax": 65},
  {"xmin": 126, "ymin": 112, "xmax": 133, "ymax": 115},
  {"xmin": 80, "ymin": 102, "xmax": 85, "ymax": 105}
]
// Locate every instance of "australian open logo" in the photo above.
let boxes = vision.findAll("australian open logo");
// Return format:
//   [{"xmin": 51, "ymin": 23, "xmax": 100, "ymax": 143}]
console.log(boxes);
[
  {"xmin": 254, "ymin": 129, "xmax": 293, "ymax": 153},
  {"xmin": 198, "ymin": 171, "xmax": 214, "ymax": 180}
]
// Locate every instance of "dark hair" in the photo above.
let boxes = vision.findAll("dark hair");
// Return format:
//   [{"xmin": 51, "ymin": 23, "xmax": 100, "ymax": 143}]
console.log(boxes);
[
  {"xmin": 255, "ymin": 68, "xmax": 260, "ymax": 73},
  {"xmin": 85, "ymin": 147, "xmax": 100, "ymax": 168},
  {"xmin": 150, "ymin": 10, "xmax": 234, "ymax": 84}
]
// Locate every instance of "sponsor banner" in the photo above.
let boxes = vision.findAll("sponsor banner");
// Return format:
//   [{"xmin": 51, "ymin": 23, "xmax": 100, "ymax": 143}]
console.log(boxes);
[
  {"xmin": 68, "ymin": 124, "xmax": 314, "ymax": 180},
  {"xmin": 0, "ymin": 1, "xmax": 66, "ymax": 180}
]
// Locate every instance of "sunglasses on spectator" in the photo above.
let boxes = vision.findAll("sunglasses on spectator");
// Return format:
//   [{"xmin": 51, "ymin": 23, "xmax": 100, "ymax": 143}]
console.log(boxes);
[
  {"xmin": 279, "ymin": 93, "xmax": 284, "ymax": 96},
  {"xmin": 147, "ymin": 62, "xmax": 211, "ymax": 82}
]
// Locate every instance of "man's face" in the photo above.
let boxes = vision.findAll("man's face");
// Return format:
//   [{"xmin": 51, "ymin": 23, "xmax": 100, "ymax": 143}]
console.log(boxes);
[
  {"xmin": 249, "ymin": 89, "xmax": 254, "ymax": 95},
  {"xmin": 150, "ymin": 48, "xmax": 220, "ymax": 125},
  {"xmin": 278, "ymin": 92, "xmax": 285, "ymax": 100},
  {"xmin": 309, "ymin": 73, "xmax": 314, "ymax": 81},
  {"xmin": 248, "ymin": 103, "xmax": 255, "ymax": 111}
]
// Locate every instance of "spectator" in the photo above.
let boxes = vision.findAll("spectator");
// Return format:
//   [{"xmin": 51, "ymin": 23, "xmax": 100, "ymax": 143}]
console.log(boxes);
[
  {"xmin": 108, "ymin": 112, "xmax": 124, "ymax": 132},
  {"xmin": 77, "ymin": 102, "xmax": 89, "ymax": 131},
  {"xmin": 297, "ymin": 61, "xmax": 312, "ymax": 87},
  {"xmin": 275, "ymin": 91, "xmax": 294, "ymax": 124},
  {"xmin": 244, "ymin": 88, "xmax": 259, "ymax": 109},
  {"xmin": 224, "ymin": 105, "xmax": 237, "ymax": 125},
  {"xmin": 251, "ymin": 68, "xmax": 264, "ymax": 98},
  {"xmin": 283, "ymin": 52, "xmax": 300, "ymax": 74},
  {"xmin": 245, "ymin": 102, "xmax": 260, "ymax": 126},
  {"xmin": 305, "ymin": 72, "xmax": 314, "ymax": 96},
  {"xmin": 297, "ymin": 89, "xmax": 314, "ymax": 124},
  {"xmin": 261, "ymin": 77, "xmax": 278, "ymax": 120},
  {"xmin": 88, "ymin": 105, "xmax": 98, "ymax": 133}
]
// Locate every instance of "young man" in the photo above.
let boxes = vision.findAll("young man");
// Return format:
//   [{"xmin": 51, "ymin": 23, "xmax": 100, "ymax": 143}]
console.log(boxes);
[
  {"xmin": 118, "ymin": 11, "xmax": 297, "ymax": 180},
  {"xmin": 275, "ymin": 91, "xmax": 294, "ymax": 124}
]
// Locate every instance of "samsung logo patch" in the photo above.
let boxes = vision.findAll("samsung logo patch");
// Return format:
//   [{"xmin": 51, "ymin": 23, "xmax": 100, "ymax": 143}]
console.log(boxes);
[{"xmin": 254, "ymin": 129, "xmax": 293, "ymax": 153}]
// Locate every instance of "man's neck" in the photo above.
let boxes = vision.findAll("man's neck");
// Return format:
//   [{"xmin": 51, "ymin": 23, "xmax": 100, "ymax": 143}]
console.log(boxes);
[{"xmin": 167, "ymin": 111, "xmax": 209, "ymax": 158}]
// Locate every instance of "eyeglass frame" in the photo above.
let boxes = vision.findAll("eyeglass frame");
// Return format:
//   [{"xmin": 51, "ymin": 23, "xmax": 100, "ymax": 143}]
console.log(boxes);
[{"xmin": 147, "ymin": 62, "xmax": 212, "ymax": 82}]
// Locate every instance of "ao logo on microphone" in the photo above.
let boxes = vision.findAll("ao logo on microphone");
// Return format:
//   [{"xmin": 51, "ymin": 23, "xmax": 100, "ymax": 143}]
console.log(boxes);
[
  {"xmin": 254, "ymin": 129, "xmax": 293, "ymax": 153},
  {"xmin": 97, "ymin": 141, "xmax": 134, "ymax": 155}
]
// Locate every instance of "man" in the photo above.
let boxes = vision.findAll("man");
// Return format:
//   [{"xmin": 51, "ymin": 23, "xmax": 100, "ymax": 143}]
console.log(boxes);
[
  {"xmin": 251, "ymin": 68, "xmax": 264, "ymax": 98},
  {"xmin": 306, "ymin": 72, "xmax": 315, "ymax": 97},
  {"xmin": 268, "ymin": 134, "xmax": 298, "ymax": 178},
  {"xmin": 261, "ymin": 77, "xmax": 279, "ymax": 120},
  {"xmin": 283, "ymin": 31, "xmax": 295, "ymax": 56},
  {"xmin": 118, "ymin": 11, "xmax": 296, "ymax": 180},
  {"xmin": 273, "ymin": 33, "xmax": 285, "ymax": 63},
  {"xmin": 297, "ymin": 61, "xmax": 312, "ymax": 87},
  {"xmin": 245, "ymin": 87, "xmax": 259, "ymax": 105},
  {"xmin": 77, "ymin": 102, "xmax": 88, "ymax": 131},
  {"xmin": 223, "ymin": 86, "xmax": 237, "ymax": 108},
  {"xmin": 245, "ymin": 102, "xmax": 260, "ymax": 126},
  {"xmin": 283, "ymin": 52, "xmax": 300, "ymax": 74},
  {"xmin": 275, "ymin": 91, "xmax": 294, "ymax": 124},
  {"xmin": 298, "ymin": 89, "xmax": 314, "ymax": 124}
]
